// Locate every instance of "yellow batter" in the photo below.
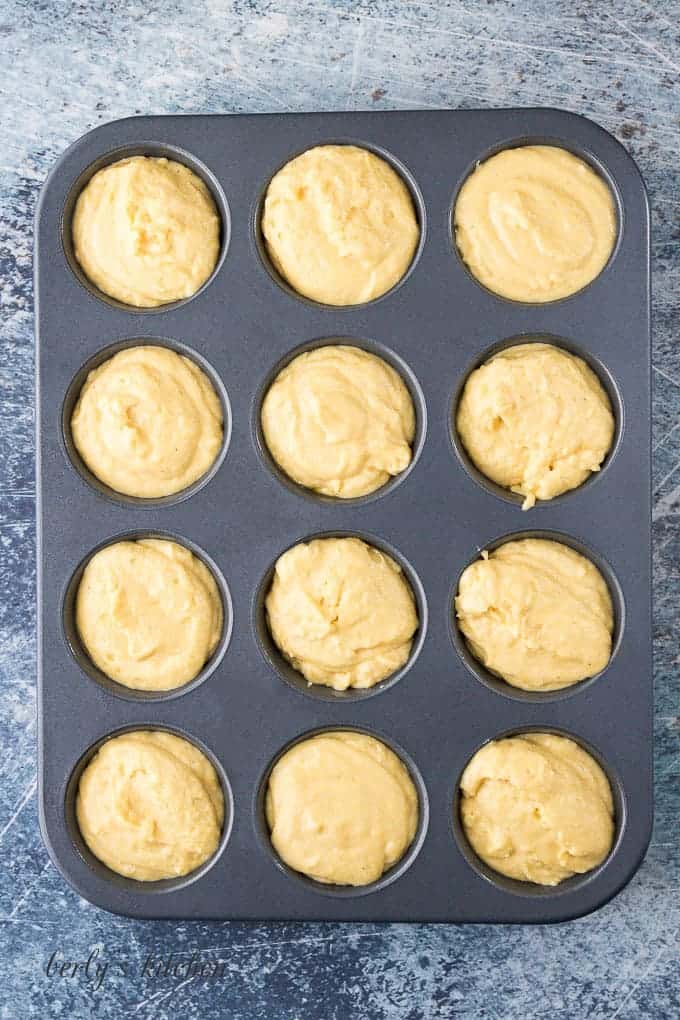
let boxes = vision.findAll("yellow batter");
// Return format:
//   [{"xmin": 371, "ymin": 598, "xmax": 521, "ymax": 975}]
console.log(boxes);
[
  {"xmin": 265, "ymin": 537, "xmax": 418, "ymax": 691},
  {"xmin": 459, "ymin": 732, "xmax": 615, "ymax": 885},
  {"xmin": 261, "ymin": 145, "xmax": 420, "ymax": 305},
  {"xmin": 72, "ymin": 156, "xmax": 220, "ymax": 307},
  {"xmin": 456, "ymin": 343, "xmax": 614, "ymax": 509},
  {"xmin": 455, "ymin": 538, "xmax": 613, "ymax": 692},
  {"xmin": 76, "ymin": 538, "xmax": 223, "ymax": 691},
  {"xmin": 261, "ymin": 345, "xmax": 415, "ymax": 498},
  {"xmin": 266, "ymin": 731, "xmax": 418, "ymax": 885},
  {"xmin": 76, "ymin": 730, "xmax": 224, "ymax": 881},
  {"xmin": 71, "ymin": 345, "xmax": 223, "ymax": 499},
  {"xmin": 454, "ymin": 145, "xmax": 617, "ymax": 302}
]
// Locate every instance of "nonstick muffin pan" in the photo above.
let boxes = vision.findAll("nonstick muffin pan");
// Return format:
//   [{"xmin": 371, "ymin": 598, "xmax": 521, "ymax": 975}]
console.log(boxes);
[{"xmin": 35, "ymin": 109, "xmax": 651, "ymax": 922}]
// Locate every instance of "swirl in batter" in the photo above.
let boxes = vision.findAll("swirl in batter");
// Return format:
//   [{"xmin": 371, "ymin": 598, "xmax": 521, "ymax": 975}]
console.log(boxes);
[
  {"xmin": 76, "ymin": 538, "xmax": 223, "ymax": 691},
  {"xmin": 454, "ymin": 145, "xmax": 616, "ymax": 302},
  {"xmin": 77, "ymin": 730, "xmax": 224, "ymax": 881},
  {"xmin": 71, "ymin": 345, "xmax": 223, "ymax": 499}
]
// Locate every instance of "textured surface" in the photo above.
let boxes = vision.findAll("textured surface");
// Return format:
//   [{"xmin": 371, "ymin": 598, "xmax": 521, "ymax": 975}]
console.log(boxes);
[{"xmin": 0, "ymin": 0, "xmax": 678, "ymax": 1016}]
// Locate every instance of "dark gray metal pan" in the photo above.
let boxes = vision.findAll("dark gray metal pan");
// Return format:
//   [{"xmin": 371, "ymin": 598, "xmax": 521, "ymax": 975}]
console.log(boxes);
[{"xmin": 35, "ymin": 109, "xmax": 651, "ymax": 921}]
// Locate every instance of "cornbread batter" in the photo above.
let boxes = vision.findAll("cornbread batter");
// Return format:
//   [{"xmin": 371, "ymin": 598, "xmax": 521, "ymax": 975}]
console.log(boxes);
[
  {"xmin": 266, "ymin": 731, "xmax": 418, "ymax": 885},
  {"xmin": 71, "ymin": 345, "xmax": 223, "ymax": 499},
  {"xmin": 265, "ymin": 537, "xmax": 418, "ymax": 690},
  {"xmin": 459, "ymin": 732, "xmax": 615, "ymax": 885},
  {"xmin": 76, "ymin": 538, "xmax": 223, "ymax": 691},
  {"xmin": 76, "ymin": 730, "xmax": 224, "ymax": 881},
  {"xmin": 261, "ymin": 345, "xmax": 415, "ymax": 498},
  {"xmin": 455, "ymin": 538, "xmax": 613, "ymax": 692},
  {"xmin": 72, "ymin": 156, "xmax": 220, "ymax": 307},
  {"xmin": 454, "ymin": 145, "xmax": 617, "ymax": 302},
  {"xmin": 261, "ymin": 144, "xmax": 420, "ymax": 305},
  {"xmin": 456, "ymin": 342, "xmax": 614, "ymax": 509}
]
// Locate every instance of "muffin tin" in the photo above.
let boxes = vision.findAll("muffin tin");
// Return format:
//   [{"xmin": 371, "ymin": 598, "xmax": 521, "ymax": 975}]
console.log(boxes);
[{"xmin": 35, "ymin": 109, "xmax": 651, "ymax": 922}]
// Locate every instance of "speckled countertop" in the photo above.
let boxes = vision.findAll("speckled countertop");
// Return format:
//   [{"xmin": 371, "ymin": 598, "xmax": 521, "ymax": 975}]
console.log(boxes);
[{"xmin": 1, "ymin": 1, "xmax": 678, "ymax": 1017}]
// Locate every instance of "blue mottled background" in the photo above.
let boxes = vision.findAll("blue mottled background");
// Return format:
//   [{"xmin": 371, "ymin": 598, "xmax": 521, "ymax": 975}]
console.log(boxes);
[{"xmin": 1, "ymin": 1, "xmax": 678, "ymax": 1017}]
